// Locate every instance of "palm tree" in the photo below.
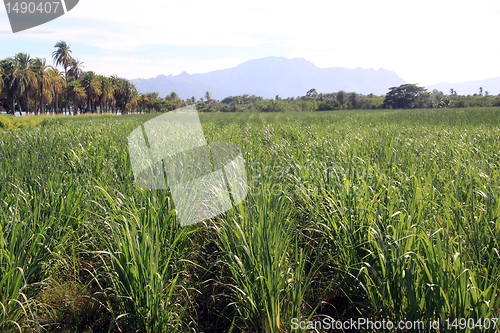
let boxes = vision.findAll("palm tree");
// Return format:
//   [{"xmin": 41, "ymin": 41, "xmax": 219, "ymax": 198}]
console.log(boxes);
[
  {"xmin": 113, "ymin": 75, "xmax": 134, "ymax": 114},
  {"xmin": 20, "ymin": 54, "xmax": 37, "ymax": 115},
  {"xmin": 348, "ymin": 92, "xmax": 360, "ymax": 109},
  {"xmin": 52, "ymin": 40, "xmax": 72, "ymax": 80},
  {"xmin": 80, "ymin": 71, "xmax": 101, "ymax": 113},
  {"xmin": 32, "ymin": 58, "xmax": 53, "ymax": 115},
  {"xmin": 66, "ymin": 78, "xmax": 86, "ymax": 115},
  {"xmin": 121, "ymin": 79, "xmax": 136, "ymax": 114},
  {"xmin": 47, "ymin": 67, "xmax": 65, "ymax": 114},
  {"xmin": 6, "ymin": 53, "xmax": 37, "ymax": 115},
  {"xmin": 165, "ymin": 91, "xmax": 184, "ymax": 110},
  {"xmin": 67, "ymin": 58, "xmax": 84, "ymax": 79},
  {"xmin": 0, "ymin": 64, "xmax": 7, "ymax": 112},
  {"xmin": 110, "ymin": 75, "xmax": 122, "ymax": 113},
  {"xmin": 97, "ymin": 75, "xmax": 112, "ymax": 113},
  {"xmin": 138, "ymin": 93, "xmax": 148, "ymax": 113},
  {"xmin": 109, "ymin": 75, "xmax": 138, "ymax": 114},
  {"xmin": 0, "ymin": 65, "xmax": 5, "ymax": 97},
  {"xmin": 146, "ymin": 92, "xmax": 159, "ymax": 112},
  {"xmin": 1, "ymin": 58, "xmax": 16, "ymax": 114},
  {"xmin": 205, "ymin": 91, "xmax": 211, "ymax": 102},
  {"xmin": 130, "ymin": 95, "xmax": 139, "ymax": 113}
]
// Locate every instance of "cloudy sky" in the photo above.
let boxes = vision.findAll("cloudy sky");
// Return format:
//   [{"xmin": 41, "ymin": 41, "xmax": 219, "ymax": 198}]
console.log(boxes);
[{"xmin": 1, "ymin": 0, "xmax": 499, "ymax": 85}]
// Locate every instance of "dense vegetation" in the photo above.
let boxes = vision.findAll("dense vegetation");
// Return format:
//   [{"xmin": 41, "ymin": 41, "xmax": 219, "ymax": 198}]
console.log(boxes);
[
  {"xmin": 0, "ymin": 107, "xmax": 499, "ymax": 332},
  {"xmin": 197, "ymin": 86, "xmax": 500, "ymax": 113}
]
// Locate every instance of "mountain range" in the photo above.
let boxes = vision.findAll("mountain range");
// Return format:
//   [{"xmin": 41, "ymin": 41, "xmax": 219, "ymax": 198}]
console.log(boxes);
[
  {"xmin": 131, "ymin": 57, "xmax": 406, "ymax": 100},
  {"xmin": 131, "ymin": 57, "xmax": 500, "ymax": 100},
  {"xmin": 426, "ymin": 77, "xmax": 500, "ymax": 96}
]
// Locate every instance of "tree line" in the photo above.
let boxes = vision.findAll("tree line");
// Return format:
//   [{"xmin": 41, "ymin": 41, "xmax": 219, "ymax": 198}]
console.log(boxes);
[
  {"xmin": 0, "ymin": 41, "xmax": 187, "ymax": 116},
  {"xmin": 1, "ymin": 41, "xmax": 500, "ymax": 116},
  {"xmin": 192, "ymin": 85, "xmax": 500, "ymax": 113}
]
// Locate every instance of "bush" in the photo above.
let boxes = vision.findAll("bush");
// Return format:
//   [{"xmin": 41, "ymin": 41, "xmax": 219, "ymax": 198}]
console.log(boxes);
[
  {"xmin": 317, "ymin": 99, "xmax": 339, "ymax": 111},
  {"xmin": 0, "ymin": 115, "xmax": 15, "ymax": 130}
]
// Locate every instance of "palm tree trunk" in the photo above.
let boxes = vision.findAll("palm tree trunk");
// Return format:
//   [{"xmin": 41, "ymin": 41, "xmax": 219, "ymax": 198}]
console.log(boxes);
[
  {"xmin": 87, "ymin": 91, "xmax": 90, "ymax": 114},
  {"xmin": 39, "ymin": 85, "xmax": 43, "ymax": 116},
  {"xmin": 26, "ymin": 89, "xmax": 31, "ymax": 115},
  {"xmin": 54, "ymin": 92, "xmax": 58, "ymax": 115},
  {"xmin": 17, "ymin": 97, "xmax": 22, "ymax": 115}
]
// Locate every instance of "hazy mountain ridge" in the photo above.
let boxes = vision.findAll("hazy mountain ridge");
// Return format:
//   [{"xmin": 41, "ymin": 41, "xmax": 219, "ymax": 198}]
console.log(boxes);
[
  {"xmin": 131, "ymin": 73, "xmax": 235, "ymax": 100},
  {"xmin": 426, "ymin": 77, "xmax": 500, "ymax": 96},
  {"xmin": 131, "ymin": 57, "xmax": 406, "ymax": 100}
]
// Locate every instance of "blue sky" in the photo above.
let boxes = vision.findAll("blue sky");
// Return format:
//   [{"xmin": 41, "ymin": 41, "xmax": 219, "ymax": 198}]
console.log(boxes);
[{"xmin": 1, "ymin": 0, "xmax": 499, "ymax": 86}]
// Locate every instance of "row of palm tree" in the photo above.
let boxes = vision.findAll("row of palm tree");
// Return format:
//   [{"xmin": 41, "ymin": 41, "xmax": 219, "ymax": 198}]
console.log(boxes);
[{"xmin": 0, "ymin": 41, "xmax": 162, "ymax": 116}]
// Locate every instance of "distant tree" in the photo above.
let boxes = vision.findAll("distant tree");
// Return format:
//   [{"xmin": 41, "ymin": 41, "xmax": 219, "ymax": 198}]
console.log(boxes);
[
  {"xmin": 66, "ymin": 78, "xmax": 86, "ymax": 115},
  {"xmin": 479, "ymin": 87, "xmax": 483, "ymax": 96},
  {"xmin": 67, "ymin": 58, "xmax": 84, "ymax": 79},
  {"xmin": 97, "ymin": 75, "xmax": 112, "ymax": 113},
  {"xmin": 52, "ymin": 41, "xmax": 72, "ymax": 81},
  {"xmin": 111, "ymin": 77, "xmax": 136, "ymax": 114},
  {"xmin": 164, "ymin": 91, "xmax": 183, "ymax": 110},
  {"xmin": 205, "ymin": 91, "xmax": 211, "ymax": 101},
  {"xmin": 48, "ymin": 67, "xmax": 65, "ymax": 114},
  {"xmin": 317, "ymin": 99, "xmax": 339, "ymax": 111},
  {"xmin": 32, "ymin": 58, "xmax": 52, "ymax": 115},
  {"xmin": 191, "ymin": 96, "xmax": 196, "ymax": 103},
  {"xmin": 384, "ymin": 84, "xmax": 427, "ymax": 109},
  {"xmin": 306, "ymin": 88, "xmax": 318, "ymax": 97},
  {"xmin": 8, "ymin": 53, "xmax": 37, "ymax": 115},
  {"xmin": 0, "ymin": 65, "xmax": 4, "ymax": 97},
  {"xmin": 336, "ymin": 90, "xmax": 347, "ymax": 108},
  {"xmin": 80, "ymin": 71, "xmax": 101, "ymax": 113},
  {"xmin": 429, "ymin": 89, "xmax": 446, "ymax": 108},
  {"xmin": 275, "ymin": 95, "xmax": 281, "ymax": 101},
  {"xmin": 348, "ymin": 92, "xmax": 360, "ymax": 109}
]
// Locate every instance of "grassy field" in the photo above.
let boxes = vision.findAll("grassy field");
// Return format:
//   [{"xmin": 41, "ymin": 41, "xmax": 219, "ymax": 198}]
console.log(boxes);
[
  {"xmin": 1, "ymin": 107, "xmax": 499, "ymax": 332},
  {"xmin": 0, "ymin": 114, "xmax": 47, "ymax": 132}
]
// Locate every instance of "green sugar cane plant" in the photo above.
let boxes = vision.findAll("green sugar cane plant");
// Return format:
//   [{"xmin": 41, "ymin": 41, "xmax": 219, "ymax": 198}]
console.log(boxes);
[
  {"xmin": 0, "ymin": 184, "xmax": 60, "ymax": 332},
  {"xmin": 0, "ymin": 127, "xmax": 90, "ymax": 331},
  {"xmin": 214, "ymin": 159, "xmax": 316, "ymax": 332},
  {"xmin": 349, "ymin": 124, "xmax": 500, "ymax": 329},
  {"xmin": 288, "ymin": 119, "xmax": 500, "ymax": 329},
  {"xmin": 413, "ymin": 151, "xmax": 500, "ymax": 329},
  {"xmin": 92, "ymin": 185, "xmax": 193, "ymax": 332}
]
